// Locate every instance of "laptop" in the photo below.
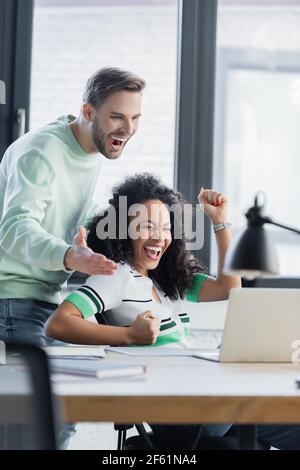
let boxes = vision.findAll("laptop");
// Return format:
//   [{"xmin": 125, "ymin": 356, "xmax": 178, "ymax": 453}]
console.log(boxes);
[{"xmin": 193, "ymin": 288, "xmax": 300, "ymax": 363}]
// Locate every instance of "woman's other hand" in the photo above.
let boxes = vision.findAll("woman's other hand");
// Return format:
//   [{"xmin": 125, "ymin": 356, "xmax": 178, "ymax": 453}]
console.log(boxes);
[{"xmin": 198, "ymin": 188, "xmax": 228, "ymax": 225}]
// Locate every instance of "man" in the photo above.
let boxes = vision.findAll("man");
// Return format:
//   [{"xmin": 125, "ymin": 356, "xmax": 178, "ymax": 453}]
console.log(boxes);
[{"xmin": 0, "ymin": 67, "xmax": 158, "ymax": 347}]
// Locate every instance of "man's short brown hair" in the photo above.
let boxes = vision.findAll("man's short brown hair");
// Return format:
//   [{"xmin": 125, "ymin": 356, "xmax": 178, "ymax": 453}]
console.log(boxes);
[{"xmin": 83, "ymin": 67, "xmax": 146, "ymax": 108}]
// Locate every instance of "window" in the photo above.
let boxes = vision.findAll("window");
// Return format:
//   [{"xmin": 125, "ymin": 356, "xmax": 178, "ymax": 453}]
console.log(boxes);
[
  {"xmin": 30, "ymin": 0, "xmax": 178, "ymax": 203},
  {"xmin": 213, "ymin": 0, "xmax": 300, "ymax": 276}
]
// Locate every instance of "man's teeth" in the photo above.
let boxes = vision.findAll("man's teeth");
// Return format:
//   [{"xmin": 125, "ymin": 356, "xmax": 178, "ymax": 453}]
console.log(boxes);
[{"xmin": 111, "ymin": 136, "xmax": 127, "ymax": 143}]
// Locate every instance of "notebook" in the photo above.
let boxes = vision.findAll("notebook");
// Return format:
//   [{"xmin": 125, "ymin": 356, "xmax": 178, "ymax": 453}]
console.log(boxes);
[
  {"xmin": 44, "ymin": 345, "xmax": 106, "ymax": 359},
  {"xmin": 49, "ymin": 358, "xmax": 146, "ymax": 379}
]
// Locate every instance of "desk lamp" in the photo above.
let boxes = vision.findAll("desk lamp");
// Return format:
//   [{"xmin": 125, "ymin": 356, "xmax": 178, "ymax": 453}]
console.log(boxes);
[{"xmin": 224, "ymin": 192, "xmax": 300, "ymax": 280}]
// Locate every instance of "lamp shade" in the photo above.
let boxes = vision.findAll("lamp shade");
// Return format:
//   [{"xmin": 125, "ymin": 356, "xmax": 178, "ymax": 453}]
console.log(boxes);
[{"xmin": 224, "ymin": 225, "xmax": 279, "ymax": 279}]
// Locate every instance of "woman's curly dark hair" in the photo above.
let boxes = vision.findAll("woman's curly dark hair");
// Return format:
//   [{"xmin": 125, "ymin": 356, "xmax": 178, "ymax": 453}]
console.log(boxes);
[{"xmin": 87, "ymin": 173, "xmax": 207, "ymax": 300}]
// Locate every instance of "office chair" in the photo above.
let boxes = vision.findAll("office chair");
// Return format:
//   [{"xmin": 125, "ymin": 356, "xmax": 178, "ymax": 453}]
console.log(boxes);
[
  {"xmin": 114, "ymin": 423, "xmax": 240, "ymax": 450},
  {"xmin": 0, "ymin": 343, "xmax": 58, "ymax": 450}
]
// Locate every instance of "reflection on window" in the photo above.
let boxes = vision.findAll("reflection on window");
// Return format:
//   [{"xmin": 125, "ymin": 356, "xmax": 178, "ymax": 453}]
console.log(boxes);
[
  {"xmin": 213, "ymin": 0, "xmax": 300, "ymax": 276},
  {"xmin": 224, "ymin": 67, "xmax": 300, "ymax": 228},
  {"xmin": 30, "ymin": 0, "xmax": 178, "ymax": 202}
]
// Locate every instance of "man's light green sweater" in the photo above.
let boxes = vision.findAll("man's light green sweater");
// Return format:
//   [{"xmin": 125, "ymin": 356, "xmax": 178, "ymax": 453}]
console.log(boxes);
[{"xmin": 0, "ymin": 115, "xmax": 101, "ymax": 303}]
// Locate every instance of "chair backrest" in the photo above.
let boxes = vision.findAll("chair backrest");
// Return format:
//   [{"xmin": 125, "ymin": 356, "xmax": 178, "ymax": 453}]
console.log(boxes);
[{"xmin": 0, "ymin": 343, "xmax": 58, "ymax": 450}]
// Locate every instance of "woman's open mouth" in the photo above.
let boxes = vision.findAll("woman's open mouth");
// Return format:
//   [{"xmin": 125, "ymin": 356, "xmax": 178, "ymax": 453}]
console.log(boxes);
[{"xmin": 144, "ymin": 245, "xmax": 163, "ymax": 261}]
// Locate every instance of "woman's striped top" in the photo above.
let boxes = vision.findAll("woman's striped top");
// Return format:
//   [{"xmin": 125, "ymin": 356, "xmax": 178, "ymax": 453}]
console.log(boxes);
[{"xmin": 65, "ymin": 263, "xmax": 207, "ymax": 348}]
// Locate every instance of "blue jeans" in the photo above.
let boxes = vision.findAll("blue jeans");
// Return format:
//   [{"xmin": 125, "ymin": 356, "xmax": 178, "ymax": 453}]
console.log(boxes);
[
  {"xmin": 0, "ymin": 298, "xmax": 76, "ymax": 449},
  {"xmin": 0, "ymin": 298, "xmax": 62, "ymax": 346}
]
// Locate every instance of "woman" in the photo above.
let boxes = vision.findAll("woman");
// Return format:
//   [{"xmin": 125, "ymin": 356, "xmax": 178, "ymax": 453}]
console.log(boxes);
[{"xmin": 45, "ymin": 173, "xmax": 240, "ymax": 345}]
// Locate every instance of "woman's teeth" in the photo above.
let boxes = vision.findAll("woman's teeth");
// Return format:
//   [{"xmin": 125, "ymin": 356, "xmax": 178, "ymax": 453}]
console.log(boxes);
[{"xmin": 144, "ymin": 246, "xmax": 162, "ymax": 259}]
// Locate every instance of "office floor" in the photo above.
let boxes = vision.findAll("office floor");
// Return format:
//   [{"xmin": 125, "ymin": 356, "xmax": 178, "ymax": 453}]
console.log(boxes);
[
  {"xmin": 67, "ymin": 330, "xmax": 221, "ymax": 450},
  {"xmin": 67, "ymin": 423, "xmax": 138, "ymax": 450}
]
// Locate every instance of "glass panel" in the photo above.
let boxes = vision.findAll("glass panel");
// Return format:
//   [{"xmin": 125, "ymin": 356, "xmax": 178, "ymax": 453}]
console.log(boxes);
[
  {"xmin": 224, "ymin": 68, "xmax": 300, "ymax": 228},
  {"xmin": 213, "ymin": 0, "xmax": 300, "ymax": 276},
  {"xmin": 30, "ymin": 0, "xmax": 178, "ymax": 202}
]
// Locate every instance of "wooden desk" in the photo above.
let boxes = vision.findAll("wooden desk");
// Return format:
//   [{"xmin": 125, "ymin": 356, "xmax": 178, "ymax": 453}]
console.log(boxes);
[
  {"xmin": 2, "ymin": 351, "xmax": 300, "ymax": 424},
  {"xmin": 2, "ymin": 351, "xmax": 300, "ymax": 449},
  {"xmin": 52, "ymin": 352, "xmax": 300, "ymax": 425}
]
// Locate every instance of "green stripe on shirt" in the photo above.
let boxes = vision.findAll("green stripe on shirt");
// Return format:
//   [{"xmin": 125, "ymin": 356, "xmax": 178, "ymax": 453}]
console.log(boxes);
[
  {"xmin": 160, "ymin": 320, "xmax": 177, "ymax": 331},
  {"xmin": 135, "ymin": 329, "xmax": 183, "ymax": 348},
  {"xmin": 65, "ymin": 291, "xmax": 95, "ymax": 319},
  {"xmin": 180, "ymin": 317, "xmax": 190, "ymax": 324},
  {"xmin": 79, "ymin": 286, "xmax": 102, "ymax": 312},
  {"xmin": 186, "ymin": 273, "xmax": 208, "ymax": 303}
]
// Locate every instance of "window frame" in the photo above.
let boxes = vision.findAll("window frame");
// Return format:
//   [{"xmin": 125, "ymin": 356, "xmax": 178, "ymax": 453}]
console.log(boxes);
[
  {"xmin": 175, "ymin": 0, "xmax": 218, "ymax": 270},
  {"xmin": 0, "ymin": 0, "xmax": 33, "ymax": 160}
]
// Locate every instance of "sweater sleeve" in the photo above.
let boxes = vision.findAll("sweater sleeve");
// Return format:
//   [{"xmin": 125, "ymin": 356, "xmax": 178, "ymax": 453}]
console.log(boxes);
[
  {"xmin": 84, "ymin": 199, "xmax": 102, "ymax": 226},
  {"xmin": 185, "ymin": 273, "xmax": 208, "ymax": 303},
  {"xmin": 0, "ymin": 148, "xmax": 71, "ymax": 272}
]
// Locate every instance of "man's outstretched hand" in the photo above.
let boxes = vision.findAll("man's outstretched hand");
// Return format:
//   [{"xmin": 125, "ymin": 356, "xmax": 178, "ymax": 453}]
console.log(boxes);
[{"xmin": 64, "ymin": 226, "xmax": 118, "ymax": 275}]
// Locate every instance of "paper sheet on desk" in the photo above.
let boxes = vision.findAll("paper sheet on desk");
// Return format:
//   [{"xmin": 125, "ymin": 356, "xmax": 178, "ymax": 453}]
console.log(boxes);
[
  {"xmin": 43, "ymin": 345, "xmax": 106, "ymax": 358},
  {"xmin": 51, "ymin": 373, "xmax": 146, "ymax": 383},
  {"xmin": 106, "ymin": 347, "xmax": 212, "ymax": 357}
]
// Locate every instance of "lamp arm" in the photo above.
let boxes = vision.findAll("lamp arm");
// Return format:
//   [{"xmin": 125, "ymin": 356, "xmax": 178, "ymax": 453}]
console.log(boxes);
[{"xmin": 262, "ymin": 217, "xmax": 300, "ymax": 235}]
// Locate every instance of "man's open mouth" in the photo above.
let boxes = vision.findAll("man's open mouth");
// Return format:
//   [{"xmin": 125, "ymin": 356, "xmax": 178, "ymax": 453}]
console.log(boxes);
[{"xmin": 107, "ymin": 135, "xmax": 128, "ymax": 151}]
